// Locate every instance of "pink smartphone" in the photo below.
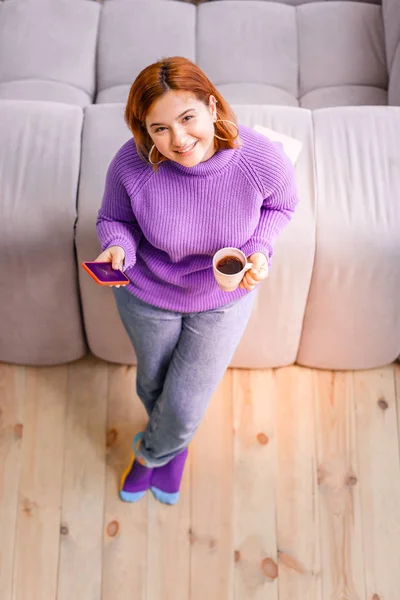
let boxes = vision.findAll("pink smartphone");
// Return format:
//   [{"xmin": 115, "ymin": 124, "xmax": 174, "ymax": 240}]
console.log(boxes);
[{"xmin": 82, "ymin": 261, "xmax": 130, "ymax": 286}]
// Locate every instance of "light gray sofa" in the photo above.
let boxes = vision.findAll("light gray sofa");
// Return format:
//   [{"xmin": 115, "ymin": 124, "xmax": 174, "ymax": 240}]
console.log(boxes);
[{"xmin": 0, "ymin": 0, "xmax": 399, "ymax": 371}]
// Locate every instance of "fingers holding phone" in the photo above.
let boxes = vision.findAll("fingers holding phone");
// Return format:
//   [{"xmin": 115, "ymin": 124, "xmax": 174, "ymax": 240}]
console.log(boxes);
[
  {"xmin": 95, "ymin": 245, "xmax": 125, "ymax": 288},
  {"xmin": 95, "ymin": 245, "xmax": 125, "ymax": 266},
  {"xmin": 83, "ymin": 245, "xmax": 129, "ymax": 288}
]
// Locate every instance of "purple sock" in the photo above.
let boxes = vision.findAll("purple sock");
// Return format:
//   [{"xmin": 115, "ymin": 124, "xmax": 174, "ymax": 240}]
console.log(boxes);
[
  {"xmin": 122, "ymin": 460, "xmax": 152, "ymax": 493},
  {"xmin": 120, "ymin": 432, "xmax": 153, "ymax": 502},
  {"xmin": 150, "ymin": 448, "xmax": 189, "ymax": 504}
]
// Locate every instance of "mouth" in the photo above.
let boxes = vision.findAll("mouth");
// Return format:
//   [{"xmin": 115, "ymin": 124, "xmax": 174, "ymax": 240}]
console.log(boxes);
[{"xmin": 174, "ymin": 141, "xmax": 198, "ymax": 155}]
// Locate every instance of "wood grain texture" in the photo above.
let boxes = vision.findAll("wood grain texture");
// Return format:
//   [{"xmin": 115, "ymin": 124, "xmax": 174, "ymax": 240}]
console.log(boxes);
[
  {"xmin": 313, "ymin": 371, "xmax": 365, "ymax": 600},
  {"xmin": 13, "ymin": 366, "xmax": 68, "ymax": 600},
  {"xmin": 275, "ymin": 366, "xmax": 322, "ymax": 600},
  {"xmin": 396, "ymin": 364, "xmax": 400, "ymax": 463},
  {"xmin": 0, "ymin": 364, "xmax": 26, "ymax": 600},
  {"xmin": 57, "ymin": 356, "xmax": 108, "ymax": 600},
  {"xmin": 232, "ymin": 369, "xmax": 278, "ymax": 600},
  {"xmin": 1, "ymin": 359, "xmax": 399, "ymax": 600},
  {"xmin": 190, "ymin": 370, "xmax": 234, "ymax": 600},
  {"xmin": 102, "ymin": 363, "xmax": 148, "ymax": 600},
  {"xmin": 353, "ymin": 367, "xmax": 400, "ymax": 600}
]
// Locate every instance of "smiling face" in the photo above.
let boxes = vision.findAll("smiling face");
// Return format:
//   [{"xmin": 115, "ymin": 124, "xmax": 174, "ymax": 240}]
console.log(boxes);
[{"xmin": 145, "ymin": 90, "xmax": 218, "ymax": 167}]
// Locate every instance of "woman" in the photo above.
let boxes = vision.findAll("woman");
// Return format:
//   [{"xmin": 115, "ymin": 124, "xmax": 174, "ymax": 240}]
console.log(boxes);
[{"xmin": 95, "ymin": 56, "xmax": 299, "ymax": 506}]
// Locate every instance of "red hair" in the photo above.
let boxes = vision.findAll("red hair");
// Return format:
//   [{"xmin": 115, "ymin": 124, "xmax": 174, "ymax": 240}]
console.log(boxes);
[{"xmin": 124, "ymin": 56, "xmax": 241, "ymax": 170}]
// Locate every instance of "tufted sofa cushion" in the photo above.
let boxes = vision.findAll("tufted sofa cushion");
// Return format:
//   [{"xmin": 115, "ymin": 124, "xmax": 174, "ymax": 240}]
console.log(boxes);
[
  {"xmin": 0, "ymin": 101, "xmax": 87, "ymax": 365},
  {"xmin": 96, "ymin": 1, "xmax": 196, "ymax": 103},
  {"xmin": 198, "ymin": 1, "xmax": 388, "ymax": 108},
  {"xmin": 0, "ymin": 0, "xmax": 100, "ymax": 106},
  {"xmin": 1, "ymin": 0, "xmax": 400, "ymax": 368},
  {"xmin": 75, "ymin": 102, "xmax": 400, "ymax": 369},
  {"xmin": 95, "ymin": 0, "xmax": 395, "ymax": 109},
  {"xmin": 0, "ymin": 0, "xmax": 398, "ymax": 110}
]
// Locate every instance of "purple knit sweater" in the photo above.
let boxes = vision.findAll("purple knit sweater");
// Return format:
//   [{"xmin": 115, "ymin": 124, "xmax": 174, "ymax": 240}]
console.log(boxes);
[{"xmin": 96, "ymin": 125, "xmax": 299, "ymax": 312}]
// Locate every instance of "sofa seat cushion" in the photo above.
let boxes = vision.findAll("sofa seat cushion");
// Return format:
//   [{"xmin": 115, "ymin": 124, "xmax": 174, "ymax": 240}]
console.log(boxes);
[{"xmin": 0, "ymin": 100, "xmax": 87, "ymax": 365}]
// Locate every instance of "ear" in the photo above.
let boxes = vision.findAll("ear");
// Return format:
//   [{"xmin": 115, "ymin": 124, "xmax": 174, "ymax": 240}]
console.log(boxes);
[{"xmin": 208, "ymin": 95, "xmax": 218, "ymax": 121}]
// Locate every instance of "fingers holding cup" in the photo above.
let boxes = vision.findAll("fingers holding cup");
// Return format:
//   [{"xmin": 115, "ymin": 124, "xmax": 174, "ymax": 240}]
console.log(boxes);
[
  {"xmin": 239, "ymin": 253, "xmax": 269, "ymax": 290},
  {"xmin": 239, "ymin": 270, "xmax": 257, "ymax": 290}
]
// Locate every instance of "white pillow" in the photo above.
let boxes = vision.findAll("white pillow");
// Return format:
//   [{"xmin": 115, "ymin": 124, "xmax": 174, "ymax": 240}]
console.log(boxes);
[{"xmin": 253, "ymin": 124, "xmax": 303, "ymax": 165}]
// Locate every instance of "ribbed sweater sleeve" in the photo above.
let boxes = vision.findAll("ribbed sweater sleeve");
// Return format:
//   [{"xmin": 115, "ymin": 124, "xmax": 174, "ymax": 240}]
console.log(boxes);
[
  {"xmin": 96, "ymin": 150, "xmax": 143, "ymax": 270},
  {"xmin": 239, "ymin": 136, "xmax": 300, "ymax": 266}
]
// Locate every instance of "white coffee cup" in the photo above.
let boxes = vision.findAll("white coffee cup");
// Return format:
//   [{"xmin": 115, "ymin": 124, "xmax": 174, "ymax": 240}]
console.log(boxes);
[{"xmin": 212, "ymin": 247, "xmax": 253, "ymax": 292}]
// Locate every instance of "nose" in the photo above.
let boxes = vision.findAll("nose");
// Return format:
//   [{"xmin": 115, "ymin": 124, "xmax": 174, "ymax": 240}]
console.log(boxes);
[{"xmin": 171, "ymin": 126, "xmax": 188, "ymax": 149}]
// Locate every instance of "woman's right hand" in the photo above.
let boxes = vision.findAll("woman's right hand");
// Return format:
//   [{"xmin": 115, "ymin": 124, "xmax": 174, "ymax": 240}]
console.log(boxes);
[{"xmin": 94, "ymin": 245, "xmax": 126, "ymax": 288}]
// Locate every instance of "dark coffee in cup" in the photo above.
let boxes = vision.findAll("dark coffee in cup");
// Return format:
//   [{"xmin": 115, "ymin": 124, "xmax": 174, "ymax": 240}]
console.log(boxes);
[{"xmin": 216, "ymin": 256, "xmax": 244, "ymax": 275}]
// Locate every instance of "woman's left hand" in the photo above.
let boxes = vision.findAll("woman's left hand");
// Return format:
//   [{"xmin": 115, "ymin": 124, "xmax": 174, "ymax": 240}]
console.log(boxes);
[{"xmin": 239, "ymin": 252, "xmax": 269, "ymax": 291}]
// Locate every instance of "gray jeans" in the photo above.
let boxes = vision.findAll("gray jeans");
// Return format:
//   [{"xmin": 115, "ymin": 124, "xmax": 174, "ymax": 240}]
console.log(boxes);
[{"xmin": 113, "ymin": 287, "xmax": 255, "ymax": 467}]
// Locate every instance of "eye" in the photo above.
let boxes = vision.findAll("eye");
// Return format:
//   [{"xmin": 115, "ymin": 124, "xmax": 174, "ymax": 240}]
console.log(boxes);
[
  {"xmin": 155, "ymin": 126, "xmax": 167, "ymax": 133},
  {"xmin": 183, "ymin": 115, "xmax": 194, "ymax": 123}
]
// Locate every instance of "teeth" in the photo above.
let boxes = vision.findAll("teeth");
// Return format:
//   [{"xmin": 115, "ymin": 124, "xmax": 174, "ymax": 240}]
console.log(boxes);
[{"xmin": 177, "ymin": 142, "xmax": 196, "ymax": 154}]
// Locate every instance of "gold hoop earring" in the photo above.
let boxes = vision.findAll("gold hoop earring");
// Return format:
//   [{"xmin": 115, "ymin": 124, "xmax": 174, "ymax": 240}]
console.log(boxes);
[
  {"xmin": 214, "ymin": 119, "xmax": 239, "ymax": 141},
  {"xmin": 148, "ymin": 144, "xmax": 164, "ymax": 165}
]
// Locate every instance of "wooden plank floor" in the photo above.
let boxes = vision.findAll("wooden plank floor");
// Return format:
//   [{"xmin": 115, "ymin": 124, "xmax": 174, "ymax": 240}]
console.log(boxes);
[{"xmin": 1, "ymin": 355, "xmax": 400, "ymax": 600}]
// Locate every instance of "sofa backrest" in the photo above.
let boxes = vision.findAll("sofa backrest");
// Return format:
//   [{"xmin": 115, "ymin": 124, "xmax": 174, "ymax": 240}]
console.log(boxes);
[{"xmin": 1, "ymin": 0, "xmax": 398, "ymax": 108}]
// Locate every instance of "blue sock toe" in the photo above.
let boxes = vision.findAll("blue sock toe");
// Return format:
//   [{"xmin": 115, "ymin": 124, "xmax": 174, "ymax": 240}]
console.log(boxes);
[
  {"xmin": 119, "ymin": 489, "xmax": 146, "ymax": 503},
  {"xmin": 150, "ymin": 486, "xmax": 179, "ymax": 505}
]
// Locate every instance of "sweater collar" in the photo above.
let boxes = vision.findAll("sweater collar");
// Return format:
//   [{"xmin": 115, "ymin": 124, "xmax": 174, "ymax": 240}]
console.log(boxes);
[{"xmin": 161, "ymin": 145, "xmax": 239, "ymax": 178}]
